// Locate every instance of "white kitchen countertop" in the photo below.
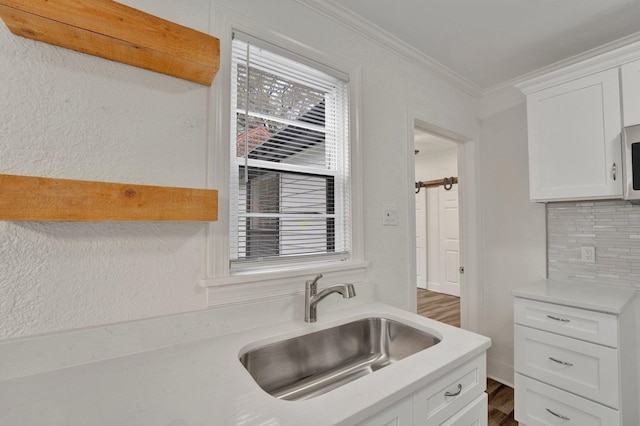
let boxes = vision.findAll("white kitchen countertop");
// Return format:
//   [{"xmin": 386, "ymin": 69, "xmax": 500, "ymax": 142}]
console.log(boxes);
[
  {"xmin": 512, "ymin": 278, "xmax": 637, "ymax": 314},
  {"xmin": 0, "ymin": 302, "xmax": 491, "ymax": 426}
]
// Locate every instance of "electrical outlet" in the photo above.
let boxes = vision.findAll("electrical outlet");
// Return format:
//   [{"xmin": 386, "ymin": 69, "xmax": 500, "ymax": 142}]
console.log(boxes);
[{"xmin": 581, "ymin": 246, "xmax": 595, "ymax": 263}]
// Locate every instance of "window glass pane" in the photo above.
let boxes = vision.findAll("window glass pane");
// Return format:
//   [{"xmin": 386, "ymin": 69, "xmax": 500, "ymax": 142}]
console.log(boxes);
[
  {"xmin": 235, "ymin": 167, "xmax": 334, "ymax": 261},
  {"xmin": 236, "ymin": 64, "xmax": 326, "ymax": 124},
  {"xmin": 235, "ymin": 114, "xmax": 326, "ymax": 167}
]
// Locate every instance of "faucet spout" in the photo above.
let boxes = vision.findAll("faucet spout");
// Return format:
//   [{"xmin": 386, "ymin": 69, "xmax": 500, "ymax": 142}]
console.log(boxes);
[{"xmin": 304, "ymin": 274, "xmax": 356, "ymax": 323}]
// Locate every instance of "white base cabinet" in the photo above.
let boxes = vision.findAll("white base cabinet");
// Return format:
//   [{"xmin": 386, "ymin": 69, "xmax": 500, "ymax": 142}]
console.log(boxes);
[
  {"xmin": 513, "ymin": 281, "xmax": 637, "ymax": 426},
  {"xmin": 515, "ymin": 373, "xmax": 620, "ymax": 426},
  {"xmin": 358, "ymin": 394, "xmax": 414, "ymax": 426},
  {"xmin": 358, "ymin": 354, "xmax": 487, "ymax": 426},
  {"xmin": 440, "ymin": 394, "xmax": 487, "ymax": 426}
]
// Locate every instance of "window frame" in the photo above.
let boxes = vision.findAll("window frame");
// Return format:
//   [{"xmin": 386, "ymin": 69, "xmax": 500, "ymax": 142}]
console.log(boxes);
[
  {"xmin": 229, "ymin": 33, "xmax": 350, "ymax": 273},
  {"xmin": 201, "ymin": 21, "xmax": 366, "ymax": 306}
]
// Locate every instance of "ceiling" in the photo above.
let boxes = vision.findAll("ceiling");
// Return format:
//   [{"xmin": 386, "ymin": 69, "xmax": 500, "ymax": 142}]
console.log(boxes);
[
  {"xmin": 414, "ymin": 128, "xmax": 457, "ymax": 158},
  {"xmin": 334, "ymin": 0, "xmax": 640, "ymax": 90}
]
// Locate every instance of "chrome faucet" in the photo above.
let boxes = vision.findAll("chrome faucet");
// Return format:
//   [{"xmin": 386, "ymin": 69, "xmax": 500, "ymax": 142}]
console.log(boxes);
[{"xmin": 304, "ymin": 274, "xmax": 356, "ymax": 323}]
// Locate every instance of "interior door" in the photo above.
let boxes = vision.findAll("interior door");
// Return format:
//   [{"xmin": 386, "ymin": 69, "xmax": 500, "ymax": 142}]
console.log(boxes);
[
  {"xmin": 439, "ymin": 186, "xmax": 460, "ymax": 296},
  {"xmin": 416, "ymin": 190, "xmax": 427, "ymax": 289}
]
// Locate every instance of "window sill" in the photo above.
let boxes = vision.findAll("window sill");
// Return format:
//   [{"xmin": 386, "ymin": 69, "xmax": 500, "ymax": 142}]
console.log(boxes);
[{"xmin": 199, "ymin": 260, "xmax": 369, "ymax": 307}]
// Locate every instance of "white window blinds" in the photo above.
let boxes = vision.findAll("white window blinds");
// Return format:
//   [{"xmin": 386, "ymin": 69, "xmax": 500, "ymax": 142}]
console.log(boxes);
[{"xmin": 230, "ymin": 33, "xmax": 351, "ymax": 272}]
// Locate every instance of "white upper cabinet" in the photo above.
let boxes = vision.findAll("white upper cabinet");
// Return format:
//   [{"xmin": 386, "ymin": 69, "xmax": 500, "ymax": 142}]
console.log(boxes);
[
  {"xmin": 517, "ymin": 41, "xmax": 640, "ymax": 202},
  {"xmin": 525, "ymin": 69, "xmax": 622, "ymax": 201},
  {"xmin": 622, "ymin": 59, "xmax": 640, "ymax": 127}
]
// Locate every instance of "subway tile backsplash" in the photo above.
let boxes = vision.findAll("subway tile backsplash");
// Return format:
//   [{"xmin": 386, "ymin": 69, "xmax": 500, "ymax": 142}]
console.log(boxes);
[{"xmin": 547, "ymin": 200, "xmax": 640, "ymax": 289}]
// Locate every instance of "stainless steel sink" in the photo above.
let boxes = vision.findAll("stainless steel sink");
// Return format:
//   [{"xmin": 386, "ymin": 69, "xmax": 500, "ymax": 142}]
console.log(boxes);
[{"xmin": 239, "ymin": 317, "xmax": 441, "ymax": 401}]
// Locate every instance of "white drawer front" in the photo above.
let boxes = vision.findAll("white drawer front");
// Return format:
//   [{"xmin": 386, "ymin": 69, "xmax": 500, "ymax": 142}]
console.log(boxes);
[
  {"xmin": 514, "ymin": 298, "xmax": 618, "ymax": 347},
  {"xmin": 514, "ymin": 325, "xmax": 619, "ymax": 408},
  {"xmin": 414, "ymin": 354, "xmax": 485, "ymax": 426},
  {"xmin": 515, "ymin": 374, "xmax": 620, "ymax": 426},
  {"xmin": 440, "ymin": 393, "xmax": 487, "ymax": 426}
]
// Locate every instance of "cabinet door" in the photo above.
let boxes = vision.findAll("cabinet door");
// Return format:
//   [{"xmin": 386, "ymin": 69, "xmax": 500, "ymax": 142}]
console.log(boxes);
[
  {"xmin": 357, "ymin": 394, "xmax": 414, "ymax": 426},
  {"xmin": 414, "ymin": 355, "xmax": 486, "ymax": 425},
  {"xmin": 514, "ymin": 325, "xmax": 620, "ymax": 408},
  {"xmin": 513, "ymin": 297, "xmax": 619, "ymax": 347},
  {"xmin": 440, "ymin": 394, "xmax": 487, "ymax": 426},
  {"xmin": 622, "ymin": 59, "xmax": 640, "ymax": 127},
  {"xmin": 515, "ymin": 374, "xmax": 620, "ymax": 426},
  {"xmin": 526, "ymin": 68, "xmax": 622, "ymax": 201}
]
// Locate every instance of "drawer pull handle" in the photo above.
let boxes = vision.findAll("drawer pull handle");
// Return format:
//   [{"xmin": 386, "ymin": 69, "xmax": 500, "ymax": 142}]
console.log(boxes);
[
  {"xmin": 546, "ymin": 408, "xmax": 570, "ymax": 420},
  {"xmin": 444, "ymin": 384, "xmax": 462, "ymax": 397},
  {"xmin": 546, "ymin": 315, "xmax": 570, "ymax": 323},
  {"xmin": 549, "ymin": 357, "xmax": 574, "ymax": 366}
]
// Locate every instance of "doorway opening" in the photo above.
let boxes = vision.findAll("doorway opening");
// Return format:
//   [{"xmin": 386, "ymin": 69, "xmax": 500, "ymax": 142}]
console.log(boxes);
[{"xmin": 414, "ymin": 127, "xmax": 461, "ymax": 327}]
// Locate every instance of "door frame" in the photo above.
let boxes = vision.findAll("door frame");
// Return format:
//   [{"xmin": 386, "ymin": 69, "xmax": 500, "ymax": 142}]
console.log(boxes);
[{"xmin": 406, "ymin": 108, "xmax": 484, "ymax": 335}]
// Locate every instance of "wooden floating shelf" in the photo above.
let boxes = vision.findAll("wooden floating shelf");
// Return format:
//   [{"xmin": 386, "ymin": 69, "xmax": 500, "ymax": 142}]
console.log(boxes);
[
  {"xmin": 0, "ymin": 0, "xmax": 220, "ymax": 85},
  {"xmin": 0, "ymin": 174, "xmax": 218, "ymax": 222}
]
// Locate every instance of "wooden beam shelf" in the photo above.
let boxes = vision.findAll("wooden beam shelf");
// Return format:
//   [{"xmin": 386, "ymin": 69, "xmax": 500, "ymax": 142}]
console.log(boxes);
[
  {"xmin": 0, "ymin": 0, "xmax": 220, "ymax": 85},
  {"xmin": 0, "ymin": 174, "xmax": 218, "ymax": 222}
]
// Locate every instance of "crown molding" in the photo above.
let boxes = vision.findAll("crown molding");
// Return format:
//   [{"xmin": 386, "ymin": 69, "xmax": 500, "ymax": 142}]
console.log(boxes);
[
  {"xmin": 295, "ymin": 0, "xmax": 483, "ymax": 99},
  {"xmin": 513, "ymin": 32, "xmax": 640, "ymax": 95},
  {"xmin": 296, "ymin": 2, "xmax": 640, "ymax": 100}
]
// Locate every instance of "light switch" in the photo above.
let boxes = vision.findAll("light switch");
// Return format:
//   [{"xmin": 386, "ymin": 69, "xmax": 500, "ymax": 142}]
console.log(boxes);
[{"xmin": 383, "ymin": 204, "xmax": 398, "ymax": 226}]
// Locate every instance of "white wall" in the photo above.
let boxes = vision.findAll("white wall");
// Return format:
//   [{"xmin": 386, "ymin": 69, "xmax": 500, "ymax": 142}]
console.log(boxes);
[
  {"xmin": 415, "ymin": 149, "xmax": 458, "ymax": 182},
  {"xmin": 0, "ymin": 0, "xmax": 480, "ymax": 339},
  {"xmin": 478, "ymin": 91, "xmax": 547, "ymax": 385}
]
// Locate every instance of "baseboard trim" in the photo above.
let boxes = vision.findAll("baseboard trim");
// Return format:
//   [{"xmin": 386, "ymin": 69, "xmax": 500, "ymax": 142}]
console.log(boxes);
[{"xmin": 487, "ymin": 357, "xmax": 514, "ymax": 388}]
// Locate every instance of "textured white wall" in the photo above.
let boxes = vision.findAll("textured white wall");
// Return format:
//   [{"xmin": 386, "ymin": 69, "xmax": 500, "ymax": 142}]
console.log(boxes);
[
  {"xmin": 0, "ymin": 0, "xmax": 212, "ymax": 339},
  {"xmin": 0, "ymin": 0, "xmax": 481, "ymax": 340}
]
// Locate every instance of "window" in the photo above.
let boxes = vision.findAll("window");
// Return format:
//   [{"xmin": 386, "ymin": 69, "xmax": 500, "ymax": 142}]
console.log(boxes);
[{"xmin": 230, "ymin": 32, "xmax": 351, "ymax": 273}]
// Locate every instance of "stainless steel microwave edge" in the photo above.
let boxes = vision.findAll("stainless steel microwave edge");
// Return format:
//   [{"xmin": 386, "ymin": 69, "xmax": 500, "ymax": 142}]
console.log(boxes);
[{"xmin": 623, "ymin": 124, "xmax": 640, "ymax": 203}]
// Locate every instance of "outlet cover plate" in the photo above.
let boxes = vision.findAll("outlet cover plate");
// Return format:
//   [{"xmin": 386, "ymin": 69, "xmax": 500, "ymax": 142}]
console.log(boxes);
[{"xmin": 581, "ymin": 246, "xmax": 595, "ymax": 263}]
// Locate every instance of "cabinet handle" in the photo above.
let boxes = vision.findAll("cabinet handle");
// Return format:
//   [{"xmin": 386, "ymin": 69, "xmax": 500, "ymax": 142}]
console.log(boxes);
[
  {"xmin": 549, "ymin": 356, "xmax": 574, "ymax": 366},
  {"xmin": 546, "ymin": 314, "xmax": 570, "ymax": 323},
  {"xmin": 612, "ymin": 163, "xmax": 617, "ymax": 181},
  {"xmin": 444, "ymin": 384, "xmax": 462, "ymax": 397},
  {"xmin": 546, "ymin": 408, "xmax": 570, "ymax": 420}
]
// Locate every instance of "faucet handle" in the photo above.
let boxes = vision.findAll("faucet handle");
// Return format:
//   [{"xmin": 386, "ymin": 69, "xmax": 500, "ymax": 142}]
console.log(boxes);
[{"xmin": 344, "ymin": 283, "xmax": 356, "ymax": 298}]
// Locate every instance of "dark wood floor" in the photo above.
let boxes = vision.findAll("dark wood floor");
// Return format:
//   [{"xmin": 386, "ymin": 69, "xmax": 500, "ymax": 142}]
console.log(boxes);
[
  {"xmin": 417, "ymin": 289, "xmax": 517, "ymax": 426},
  {"xmin": 486, "ymin": 379, "xmax": 517, "ymax": 425},
  {"xmin": 416, "ymin": 288, "xmax": 460, "ymax": 327}
]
